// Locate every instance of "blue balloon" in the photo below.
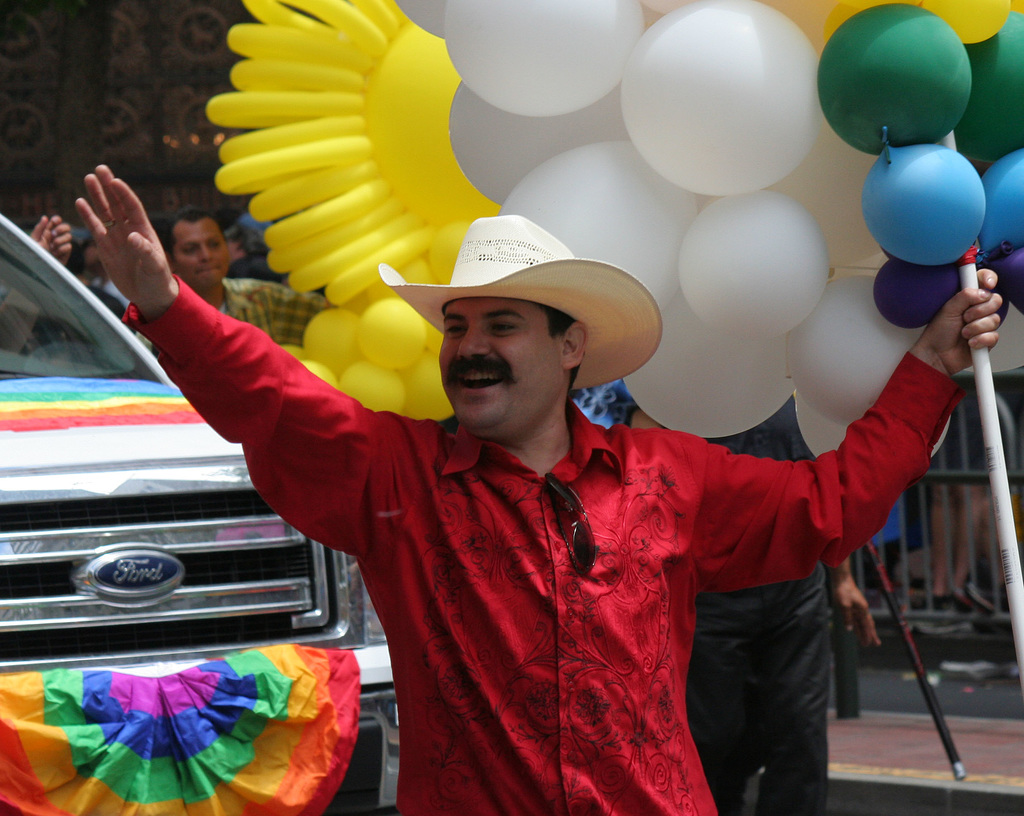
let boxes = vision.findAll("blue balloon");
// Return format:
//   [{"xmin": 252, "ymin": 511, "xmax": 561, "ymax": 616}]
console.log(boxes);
[
  {"xmin": 862, "ymin": 144, "xmax": 985, "ymax": 266},
  {"xmin": 979, "ymin": 148, "xmax": 1024, "ymax": 253}
]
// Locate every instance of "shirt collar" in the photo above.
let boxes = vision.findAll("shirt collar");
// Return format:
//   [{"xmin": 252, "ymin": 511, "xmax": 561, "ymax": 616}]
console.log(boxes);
[
  {"xmin": 443, "ymin": 426, "xmax": 484, "ymax": 475},
  {"xmin": 441, "ymin": 402, "xmax": 623, "ymax": 479}
]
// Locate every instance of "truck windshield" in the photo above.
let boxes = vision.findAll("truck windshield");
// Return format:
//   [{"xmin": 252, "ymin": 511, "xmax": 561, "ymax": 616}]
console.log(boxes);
[{"xmin": 0, "ymin": 223, "xmax": 161, "ymax": 382}]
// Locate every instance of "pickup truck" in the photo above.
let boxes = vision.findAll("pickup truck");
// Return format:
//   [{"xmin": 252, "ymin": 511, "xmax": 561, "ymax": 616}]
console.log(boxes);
[{"xmin": 0, "ymin": 212, "xmax": 398, "ymax": 813}]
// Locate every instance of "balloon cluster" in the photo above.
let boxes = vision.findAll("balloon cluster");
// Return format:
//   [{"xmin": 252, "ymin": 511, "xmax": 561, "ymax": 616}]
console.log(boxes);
[
  {"xmin": 208, "ymin": 0, "xmax": 1024, "ymax": 449},
  {"xmin": 438, "ymin": 0, "xmax": 1024, "ymax": 449},
  {"xmin": 207, "ymin": 0, "xmax": 500, "ymax": 420},
  {"xmin": 811, "ymin": 1, "xmax": 1024, "ymax": 448}
]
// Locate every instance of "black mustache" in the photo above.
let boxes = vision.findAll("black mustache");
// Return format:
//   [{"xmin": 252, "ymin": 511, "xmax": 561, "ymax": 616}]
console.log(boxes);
[{"xmin": 446, "ymin": 357, "xmax": 514, "ymax": 384}]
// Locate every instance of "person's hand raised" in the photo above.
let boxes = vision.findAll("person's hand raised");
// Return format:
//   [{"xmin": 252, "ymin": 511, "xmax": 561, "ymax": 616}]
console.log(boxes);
[
  {"xmin": 31, "ymin": 214, "xmax": 73, "ymax": 266},
  {"xmin": 909, "ymin": 267, "xmax": 1002, "ymax": 377},
  {"xmin": 75, "ymin": 165, "xmax": 179, "ymax": 322}
]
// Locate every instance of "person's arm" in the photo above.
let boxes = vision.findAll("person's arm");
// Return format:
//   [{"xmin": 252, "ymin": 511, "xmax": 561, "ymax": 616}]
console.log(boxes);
[
  {"xmin": 830, "ymin": 557, "xmax": 880, "ymax": 647},
  {"xmin": 74, "ymin": 165, "xmax": 179, "ymax": 321},
  {"xmin": 30, "ymin": 215, "xmax": 73, "ymax": 266},
  {"xmin": 75, "ymin": 167, "xmax": 439, "ymax": 559}
]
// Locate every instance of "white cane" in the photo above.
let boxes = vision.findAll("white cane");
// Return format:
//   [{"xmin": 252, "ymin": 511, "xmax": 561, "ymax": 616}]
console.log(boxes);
[{"xmin": 958, "ymin": 248, "xmax": 1024, "ymax": 703}]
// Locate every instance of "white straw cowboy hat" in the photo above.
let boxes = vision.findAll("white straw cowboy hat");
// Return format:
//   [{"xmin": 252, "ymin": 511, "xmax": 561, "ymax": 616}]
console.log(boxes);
[{"xmin": 378, "ymin": 215, "xmax": 663, "ymax": 389}]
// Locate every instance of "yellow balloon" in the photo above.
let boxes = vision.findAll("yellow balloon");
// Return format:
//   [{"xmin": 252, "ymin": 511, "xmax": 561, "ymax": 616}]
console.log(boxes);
[
  {"xmin": 842, "ymin": 0, "xmax": 927, "ymax": 7},
  {"xmin": 267, "ymin": 196, "xmax": 402, "ymax": 272},
  {"xmin": 219, "ymin": 116, "xmax": 363, "ymax": 164},
  {"xmin": 424, "ymin": 322, "xmax": 443, "ymax": 355},
  {"xmin": 339, "ymin": 361, "xmax": 406, "ymax": 412},
  {"xmin": 230, "ymin": 58, "xmax": 364, "ymax": 93},
  {"xmin": 364, "ymin": 258, "xmax": 432, "ymax": 301},
  {"xmin": 242, "ymin": 0, "xmax": 330, "ymax": 33},
  {"xmin": 324, "ymin": 225, "xmax": 433, "ymax": 305},
  {"xmin": 253, "ymin": 162, "xmax": 380, "ymax": 225},
  {"xmin": 302, "ymin": 308, "xmax": 361, "ymax": 375},
  {"xmin": 344, "ymin": 291, "xmax": 373, "ymax": 316},
  {"xmin": 216, "ymin": 1, "xmax": 501, "ymax": 424},
  {"xmin": 364, "ymin": 277, "xmax": 396, "ymax": 303},
  {"xmin": 429, "ymin": 221, "xmax": 470, "ymax": 285},
  {"xmin": 401, "ymin": 352, "xmax": 452, "ymax": 421},
  {"xmin": 227, "ymin": 22, "xmax": 373, "ymax": 72},
  {"xmin": 364, "ymin": 24, "xmax": 499, "ymax": 226},
  {"xmin": 392, "ymin": 258, "xmax": 436, "ymax": 285},
  {"xmin": 280, "ymin": 343, "xmax": 306, "ymax": 359},
  {"xmin": 215, "ymin": 135, "xmax": 373, "ymax": 195},
  {"xmin": 357, "ymin": 298, "xmax": 427, "ymax": 369},
  {"xmin": 273, "ymin": 0, "xmax": 390, "ymax": 56},
  {"xmin": 288, "ymin": 212, "xmax": 422, "ymax": 293},
  {"xmin": 206, "ymin": 90, "xmax": 363, "ymax": 129},
  {"xmin": 922, "ymin": 0, "xmax": 1011, "ymax": 43},
  {"xmin": 301, "ymin": 359, "xmax": 339, "ymax": 387},
  {"xmin": 264, "ymin": 180, "xmax": 391, "ymax": 250},
  {"xmin": 1015, "ymin": 0, "xmax": 1024, "ymax": 11},
  {"xmin": 823, "ymin": 5, "xmax": 860, "ymax": 42},
  {"xmin": 356, "ymin": 0, "xmax": 402, "ymax": 37}
]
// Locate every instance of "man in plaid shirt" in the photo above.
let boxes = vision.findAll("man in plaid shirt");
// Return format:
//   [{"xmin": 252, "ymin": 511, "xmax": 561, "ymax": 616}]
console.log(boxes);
[{"xmin": 157, "ymin": 205, "xmax": 326, "ymax": 346}]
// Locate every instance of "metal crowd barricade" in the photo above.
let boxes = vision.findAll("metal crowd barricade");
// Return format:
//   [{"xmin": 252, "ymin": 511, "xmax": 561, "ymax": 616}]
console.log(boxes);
[{"xmin": 853, "ymin": 369, "xmax": 1024, "ymax": 628}]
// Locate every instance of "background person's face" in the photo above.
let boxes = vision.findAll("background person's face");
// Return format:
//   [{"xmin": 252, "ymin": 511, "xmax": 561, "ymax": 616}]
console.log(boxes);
[{"xmin": 170, "ymin": 218, "xmax": 231, "ymax": 299}]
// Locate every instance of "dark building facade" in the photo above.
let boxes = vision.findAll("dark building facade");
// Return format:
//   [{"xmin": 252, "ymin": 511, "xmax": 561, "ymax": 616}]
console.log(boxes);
[{"xmin": 0, "ymin": 0, "xmax": 252, "ymax": 225}]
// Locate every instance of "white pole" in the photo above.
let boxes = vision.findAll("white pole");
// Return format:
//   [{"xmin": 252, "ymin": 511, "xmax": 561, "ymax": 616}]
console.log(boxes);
[{"xmin": 958, "ymin": 253, "xmax": 1024, "ymax": 704}]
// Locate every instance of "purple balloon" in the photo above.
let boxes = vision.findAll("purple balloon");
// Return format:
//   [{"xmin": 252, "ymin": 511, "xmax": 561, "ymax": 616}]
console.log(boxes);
[
  {"xmin": 985, "ymin": 246, "xmax": 1024, "ymax": 315},
  {"xmin": 873, "ymin": 258, "xmax": 960, "ymax": 328}
]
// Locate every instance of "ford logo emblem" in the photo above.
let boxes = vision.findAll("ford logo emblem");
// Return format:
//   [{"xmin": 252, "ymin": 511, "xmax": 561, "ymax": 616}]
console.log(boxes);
[{"xmin": 75, "ymin": 548, "xmax": 185, "ymax": 606}]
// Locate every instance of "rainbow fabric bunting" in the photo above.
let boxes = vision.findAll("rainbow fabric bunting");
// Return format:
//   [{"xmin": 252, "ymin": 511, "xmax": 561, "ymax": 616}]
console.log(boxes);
[
  {"xmin": 0, "ymin": 378, "xmax": 205, "ymax": 432},
  {"xmin": 0, "ymin": 645, "xmax": 361, "ymax": 816}
]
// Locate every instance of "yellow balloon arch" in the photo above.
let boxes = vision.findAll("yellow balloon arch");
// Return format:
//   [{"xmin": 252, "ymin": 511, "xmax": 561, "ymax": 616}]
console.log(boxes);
[{"xmin": 206, "ymin": 0, "xmax": 500, "ymax": 421}]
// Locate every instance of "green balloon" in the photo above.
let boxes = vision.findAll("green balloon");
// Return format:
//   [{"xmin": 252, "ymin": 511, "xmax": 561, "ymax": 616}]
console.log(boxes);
[
  {"xmin": 956, "ymin": 12, "xmax": 1024, "ymax": 163},
  {"xmin": 817, "ymin": 5, "xmax": 972, "ymax": 155}
]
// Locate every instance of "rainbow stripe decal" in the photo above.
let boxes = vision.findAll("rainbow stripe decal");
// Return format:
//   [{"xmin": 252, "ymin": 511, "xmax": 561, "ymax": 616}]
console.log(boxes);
[
  {"xmin": 0, "ymin": 645, "xmax": 360, "ymax": 816},
  {"xmin": 0, "ymin": 378, "xmax": 205, "ymax": 432}
]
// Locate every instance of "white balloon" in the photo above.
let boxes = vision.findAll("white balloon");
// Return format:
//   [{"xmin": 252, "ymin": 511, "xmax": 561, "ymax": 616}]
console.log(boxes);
[
  {"xmin": 444, "ymin": 0, "xmax": 644, "ymax": 117},
  {"xmin": 678, "ymin": 191, "xmax": 828, "ymax": 339},
  {"xmin": 795, "ymin": 396, "xmax": 849, "ymax": 457},
  {"xmin": 641, "ymin": 0, "xmax": 690, "ymax": 12},
  {"xmin": 395, "ymin": 0, "xmax": 446, "ymax": 36},
  {"xmin": 625, "ymin": 291, "xmax": 794, "ymax": 437},
  {"xmin": 621, "ymin": 0, "xmax": 821, "ymax": 196},
  {"xmin": 788, "ymin": 276, "xmax": 920, "ymax": 426},
  {"xmin": 501, "ymin": 141, "xmax": 698, "ymax": 308},
  {"xmin": 758, "ymin": 0, "xmax": 834, "ymax": 52},
  {"xmin": 989, "ymin": 308, "xmax": 1024, "ymax": 373},
  {"xmin": 642, "ymin": 4, "xmax": 667, "ymax": 26},
  {"xmin": 769, "ymin": 123, "xmax": 879, "ymax": 269},
  {"xmin": 449, "ymin": 84, "xmax": 630, "ymax": 204}
]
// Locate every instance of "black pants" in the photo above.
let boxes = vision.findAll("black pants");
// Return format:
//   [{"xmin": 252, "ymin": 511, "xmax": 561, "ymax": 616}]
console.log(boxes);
[{"xmin": 686, "ymin": 564, "xmax": 830, "ymax": 816}]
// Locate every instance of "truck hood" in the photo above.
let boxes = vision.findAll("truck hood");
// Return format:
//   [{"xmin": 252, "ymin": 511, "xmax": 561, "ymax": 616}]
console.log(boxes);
[{"xmin": 0, "ymin": 377, "xmax": 247, "ymax": 501}]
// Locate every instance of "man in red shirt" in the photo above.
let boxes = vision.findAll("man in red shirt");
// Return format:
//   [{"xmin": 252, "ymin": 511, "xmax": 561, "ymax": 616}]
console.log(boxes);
[{"xmin": 77, "ymin": 165, "xmax": 1001, "ymax": 816}]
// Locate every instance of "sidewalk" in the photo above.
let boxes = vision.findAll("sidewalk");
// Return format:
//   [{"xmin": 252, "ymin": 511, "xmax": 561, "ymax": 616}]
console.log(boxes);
[{"xmin": 826, "ymin": 711, "xmax": 1024, "ymax": 815}]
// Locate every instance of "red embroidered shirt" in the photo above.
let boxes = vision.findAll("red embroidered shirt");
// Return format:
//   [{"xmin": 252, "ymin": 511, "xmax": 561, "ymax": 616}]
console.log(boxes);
[{"xmin": 131, "ymin": 283, "xmax": 960, "ymax": 816}]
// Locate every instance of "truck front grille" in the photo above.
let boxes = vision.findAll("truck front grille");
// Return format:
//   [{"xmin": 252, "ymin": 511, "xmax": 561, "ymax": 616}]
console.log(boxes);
[
  {"xmin": 0, "ymin": 489, "xmax": 270, "ymax": 532},
  {"xmin": 0, "ymin": 489, "xmax": 341, "ymax": 670}
]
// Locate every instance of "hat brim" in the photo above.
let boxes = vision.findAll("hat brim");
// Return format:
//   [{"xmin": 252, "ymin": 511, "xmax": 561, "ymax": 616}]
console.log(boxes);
[{"xmin": 379, "ymin": 258, "xmax": 663, "ymax": 389}]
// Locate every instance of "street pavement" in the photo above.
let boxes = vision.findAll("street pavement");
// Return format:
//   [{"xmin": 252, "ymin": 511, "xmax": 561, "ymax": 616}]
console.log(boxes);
[{"xmin": 824, "ymin": 620, "xmax": 1024, "ymax": 815}]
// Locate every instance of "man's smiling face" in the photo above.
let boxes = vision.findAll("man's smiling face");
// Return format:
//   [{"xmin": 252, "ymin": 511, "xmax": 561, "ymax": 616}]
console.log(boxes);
[{"xmin": 440, "ymin": 296, "xmax": 584, "ymax": 447}]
